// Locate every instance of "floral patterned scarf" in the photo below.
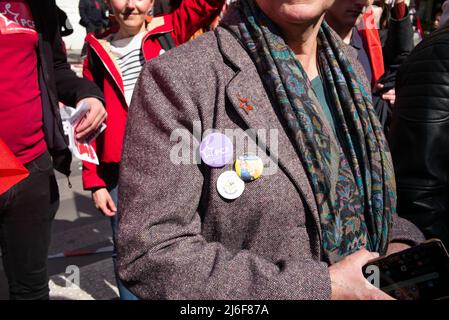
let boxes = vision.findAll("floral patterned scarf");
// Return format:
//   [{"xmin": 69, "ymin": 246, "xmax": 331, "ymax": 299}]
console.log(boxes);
[{"xmin": 235, "ymin": 0, "xmax": 396, "ymax": 264}]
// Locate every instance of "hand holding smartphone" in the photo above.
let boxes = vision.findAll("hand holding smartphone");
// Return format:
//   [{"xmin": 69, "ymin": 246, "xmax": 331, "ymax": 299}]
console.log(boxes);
[{"xmin": 362, "ymin": 239, "xmax": 449, "ymax": 300}]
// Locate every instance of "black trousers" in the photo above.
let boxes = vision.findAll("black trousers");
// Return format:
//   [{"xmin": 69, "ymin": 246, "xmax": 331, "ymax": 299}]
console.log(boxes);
[{"xmin": 0, "ymin": 151, "xmax": 59, "ymax": 300}]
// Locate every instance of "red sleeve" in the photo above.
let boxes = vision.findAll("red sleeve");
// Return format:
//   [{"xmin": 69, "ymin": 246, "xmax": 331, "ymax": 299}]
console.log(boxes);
[
  {"xmin": 171, "ymin": 0, "xmax": 225, "ymax": 46},
  {"xmin": 81, "ymin": 47, "xmax": 107, "ymax": 190},
  {"xmin": 394, "ymin": 2, "xmax": 407, "ymax": 20},
  {"xmin": 82, "ymin": 138, "xmax": 107, "ymax": 190}
]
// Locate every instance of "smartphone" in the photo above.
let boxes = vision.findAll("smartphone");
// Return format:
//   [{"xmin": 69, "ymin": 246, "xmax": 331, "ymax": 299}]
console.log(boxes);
[{"xmin": 362, "ymin": 239, "xmax": 449, "ymax": 300}]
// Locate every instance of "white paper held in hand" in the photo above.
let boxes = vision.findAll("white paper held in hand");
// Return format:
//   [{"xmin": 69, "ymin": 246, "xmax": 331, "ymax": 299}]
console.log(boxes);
[{"xmin": 60, "ymin": 101, "xmax": 106, "ymax": 165}]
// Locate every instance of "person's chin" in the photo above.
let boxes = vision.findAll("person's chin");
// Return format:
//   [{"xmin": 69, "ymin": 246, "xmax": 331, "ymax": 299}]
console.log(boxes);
[
  {"xmin": 347, "ymin": 11, "xmax": 362, "ymax": 19},
  {"xmin": 280, "ymin": 7, "xmax": 327, "ymax": 25},
  {"xmin": 123, "ymin": 20, "xmax": 144, "ymax": 29}
]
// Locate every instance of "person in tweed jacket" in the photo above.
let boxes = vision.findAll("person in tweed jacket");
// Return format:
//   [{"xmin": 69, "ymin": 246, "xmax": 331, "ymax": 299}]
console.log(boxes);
[{"xmin": 117, "ymin": 0, "xmax": 424, "ymax": 300}]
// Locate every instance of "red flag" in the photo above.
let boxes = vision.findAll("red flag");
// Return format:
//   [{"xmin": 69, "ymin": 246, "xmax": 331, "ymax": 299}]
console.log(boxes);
[
  {"xmin": 0, "ymin": 138, "xmax": 29, "ymax": 196},
  {"xmin": 415, "ymin": 15, "xmax": 424, "ymax": 39},
  {"xmin": 359, "ymin": 10, "xmax": 385, "ymax": 86}
]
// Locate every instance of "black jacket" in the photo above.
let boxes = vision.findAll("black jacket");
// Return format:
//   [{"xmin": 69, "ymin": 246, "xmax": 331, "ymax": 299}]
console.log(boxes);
[
  {"xmin": 153, "ymin": 0, "xmax": 183, "ymax": 15},
  {"xmin": 28, "ymin": 0, "xmax": 104, "ymax": 175},
  {"xmin": 380, "ymin": 8, "xmax": 414, "ymax": 73},
  {"xmin": 389, "ymin": 25, "xmax": 449, "ymax": 249},
  {"xmin": 57, "ymin": 6, "xmax": 74, "ymax": 37},
  {"xmin": 78, "ymin": 0, "xmax": 108, "ymax": 29}
]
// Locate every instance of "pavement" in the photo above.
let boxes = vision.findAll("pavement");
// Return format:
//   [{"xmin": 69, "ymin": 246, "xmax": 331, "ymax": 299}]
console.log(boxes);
[
  {"xmin": 0, "ymin": 160, "xmax": 119, "ymax": 300},
  {"xmin": 0, "ymin": 50, "xmax": 119, "ymax": 300}
]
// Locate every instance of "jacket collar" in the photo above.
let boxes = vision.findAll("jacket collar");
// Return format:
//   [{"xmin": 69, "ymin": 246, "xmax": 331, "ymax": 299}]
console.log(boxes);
[
  {"xmin": 145, "ymin": 14, "xmax": 173, "ymax": 36},
  {"xmin": 215, "ymin": 21, "xmax": 323, "ymax": 253},
  {"xmin": 350, "ymin": 27, "xmax": 364, "ymax": 50},
  {"xmin": 86, "ymin": 32, "xmax": 125, "ymax": 94}
]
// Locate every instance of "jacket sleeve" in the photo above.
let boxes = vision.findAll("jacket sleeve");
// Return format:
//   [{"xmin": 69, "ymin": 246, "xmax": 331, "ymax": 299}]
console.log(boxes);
[
  {"xmin": 82, "ymin": 143, "xmax": 107, "ymax": 190},
  {"xmin": 81, "ymin": 50, "xmax": 107, "ymax": 191},
  {"xmin": 51, "ymin": 2, "xmax": 104, "ymax": 107},
  {"xmin": 82, "ymin": 140, "xmax": 107, "ymax": 190},
  {"xmin": 382, "ymin": 7, "xmax": 414, "ymax": 71},
  {"xmin": 390, "ymin": 214, "xmax": 425, "ymax": 246},
  {"xmin": 389, "ymin": 38, "xmax": 449, "ymax": 248},
  {"xmin": 171, "ymin": 0, "xmax": 225, "ymax": 45},
  {"xmin": 116, "ymin": 59, "xmax": 331, "ymax": 300},
  {"xmin": 78, "ymin": 0, "xmax": 90, "ymax": 28}
]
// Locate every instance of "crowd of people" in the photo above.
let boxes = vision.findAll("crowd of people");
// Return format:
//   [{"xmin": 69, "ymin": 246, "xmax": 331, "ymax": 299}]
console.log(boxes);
[{"xmin": 0, "ymin": 0, "xmax": 448, "ymax": 300}]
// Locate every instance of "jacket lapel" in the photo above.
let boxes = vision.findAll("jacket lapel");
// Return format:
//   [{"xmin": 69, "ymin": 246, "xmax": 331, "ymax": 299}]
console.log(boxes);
[
  {"xmin": 216, "ymin": 27, "xmax": 323, "ymax": 248},
  {"xmin": 86, "ymin": 33, "xmax": 125, "ymax": 97}
]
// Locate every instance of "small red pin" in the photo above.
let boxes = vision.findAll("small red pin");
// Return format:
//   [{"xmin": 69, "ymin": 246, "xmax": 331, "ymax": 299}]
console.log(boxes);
[{"xmin": 238, "ymin": 96, "xmax": 254, "ymax": 114}]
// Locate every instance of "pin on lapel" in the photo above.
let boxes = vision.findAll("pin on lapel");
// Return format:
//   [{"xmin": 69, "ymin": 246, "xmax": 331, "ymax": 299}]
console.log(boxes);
[{"xmin": 238, "ymin": 95, "xmax": 255, "ymax": 114}]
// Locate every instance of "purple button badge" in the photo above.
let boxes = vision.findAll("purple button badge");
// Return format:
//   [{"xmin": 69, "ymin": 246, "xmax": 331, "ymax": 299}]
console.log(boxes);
[{"xmin": 200, "ymin": 132, "xmax": 233, "ymax": 168}]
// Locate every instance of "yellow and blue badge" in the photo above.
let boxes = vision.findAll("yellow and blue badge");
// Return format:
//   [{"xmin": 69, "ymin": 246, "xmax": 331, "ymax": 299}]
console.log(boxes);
[{"xmin": 234, "ymin": 155, "xmax": 264, "ymax": 182}]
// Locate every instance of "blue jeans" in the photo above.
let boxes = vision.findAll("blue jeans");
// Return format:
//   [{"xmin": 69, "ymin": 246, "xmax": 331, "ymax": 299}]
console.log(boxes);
[{"xmin": 107, "ymin": 174, "xmax": 139, "ymax": 300}]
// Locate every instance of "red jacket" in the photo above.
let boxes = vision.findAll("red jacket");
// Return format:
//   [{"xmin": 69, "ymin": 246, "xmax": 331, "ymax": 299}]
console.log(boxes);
[
  {"xmin": 0, "ymin": 138, "xmax": 29, "ymax": 195},
  {"xmin": 82, "ymin": 0, "xmax": 225, "ymax": 190}
]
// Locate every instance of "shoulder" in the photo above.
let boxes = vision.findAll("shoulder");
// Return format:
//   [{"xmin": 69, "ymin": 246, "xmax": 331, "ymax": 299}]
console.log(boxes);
[
  {"xmin": 396, "ymin": 28, "xmax": 449, "ymax": 112},
  {"xmin": 143, "ymin": 30, "xmax": 227, "ymax": 81},
  {"xmin": 398, "ymin": 28, "xmax": 449, "ymax": 78},
  {"xmin": 408, "ymin": 28, "xmax": 449, "ymax": 60},
  {"xmin": 146, "ymin": 15, "xmax": 173, "ymax": 34}
]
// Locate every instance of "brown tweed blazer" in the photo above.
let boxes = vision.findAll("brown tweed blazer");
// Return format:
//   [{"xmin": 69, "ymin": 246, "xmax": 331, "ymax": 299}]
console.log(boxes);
[{"xmin": 116, "ymin": 13, "xmax": 424, "ymax": 300}]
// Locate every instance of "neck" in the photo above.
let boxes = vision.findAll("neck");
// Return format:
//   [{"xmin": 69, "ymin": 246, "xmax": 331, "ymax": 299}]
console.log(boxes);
[
  {"xmin": 325, "ymin": 17, "xmax": 354, "ymax": 44},
  {"xmin": 281, "ymin": 15, "xmax": 324, "ymax": 80},
  {"xmin": 114, "ymin": 23, "xmax": 147, "ymax": 41}
]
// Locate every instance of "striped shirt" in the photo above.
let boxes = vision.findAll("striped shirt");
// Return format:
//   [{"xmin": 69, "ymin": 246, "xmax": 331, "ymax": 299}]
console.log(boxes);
[{"xmin": 110, "ymin": 32, "xmax": 146, "ymax": 106}]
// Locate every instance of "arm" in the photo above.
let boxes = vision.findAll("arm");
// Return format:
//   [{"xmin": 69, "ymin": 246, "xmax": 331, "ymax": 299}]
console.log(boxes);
[
  {"xmin": 116, "ymin": 60, "xmax": 333, "ymax": 300},
  {"xmin": 393, "ymin": 0, "xmax": 406, "ymax": 20},
  {"xmin": 81, "ymin": 141, "xmax": 106, "ymax": 190},
  {"xmin": 382, "ymin": 0, "xmax": 414, "ymax": 70},
  {"xmin": 389, "ymin": 110, "xmax": 449, "ymax": 247},
  {"xmin": 50, "ymin": 6, "xmax": 106, "ymax": 140},
  {"xmin": 389, "ymin": 214, "xmax": 425, "ymax": 247},
  {"xmin": 171, "ymin": 0, "xmax": 225, "ymax": 45},
  {"xmin": 81, "ymin": 52, "xmax": 118, "ymax": 217},
  {"xmin": 389, "ymin": 40, "xmax": 449, "ymax": 248},
  {"xmin": 80, "ymin": 49, "xmax": 107, "ymax": 191},
  {"xmin": 52, "ymin": 17, "xmax": 104, "ymax": 106},
  {"xmin": 78, "ymin": 0, "xmax": 90, "ymax": 28}
]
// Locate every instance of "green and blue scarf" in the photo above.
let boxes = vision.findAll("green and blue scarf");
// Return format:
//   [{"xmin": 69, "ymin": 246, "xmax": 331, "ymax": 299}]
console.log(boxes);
[{"xmin": 235, "ymin": 0, "xmax": 396, "ymax": 264}]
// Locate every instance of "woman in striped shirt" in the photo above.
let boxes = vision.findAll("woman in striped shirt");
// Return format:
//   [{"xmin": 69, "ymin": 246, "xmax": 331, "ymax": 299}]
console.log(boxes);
[{"xmin": 81, "ymin": 0, "xmax": 226, "ymax": 299}]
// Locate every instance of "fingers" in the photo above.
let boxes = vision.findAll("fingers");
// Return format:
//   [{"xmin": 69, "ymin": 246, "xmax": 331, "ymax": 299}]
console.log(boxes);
[
  {"xmin": 351, "ymin": 248, "xmax": 380, "ymax": 267},
  {"xmin": 76, "ymin": 108, "xmax": 107, "ymax": 140},
  {"xmin": 100, "ymin": 192, "xmax": 117, "ymax": 217},
  {"xmin": 75, "ymin": 99, "xmax": 107, "ymax": 140},
  {"xmin": 381, "ymin": 94, "xmax": 395, "ymax": 101},
  {"xmin": 93, "ymin": 189, "xmax": 117, "ymax": 217},
  {"xmin": 98, "ymin": 202, "xmax": 114, "ymax": 216},
  {"xmin": 97, "ymin": 200, "xmax": 116, "ymax": 217},
  {"xmin": 330, "ymin": 249, "xmax": 397, "ymax": 300},
  {"xmin": 381, "ymin": 89, "xmax": 396, "ymax": 104},
  {"xmin": 105, "ymin": 196, "xmax": 117, "ymax": 217},
  {"xmin": 355, "ymin": 250, "xmax": 395, "ymax": 300}
]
